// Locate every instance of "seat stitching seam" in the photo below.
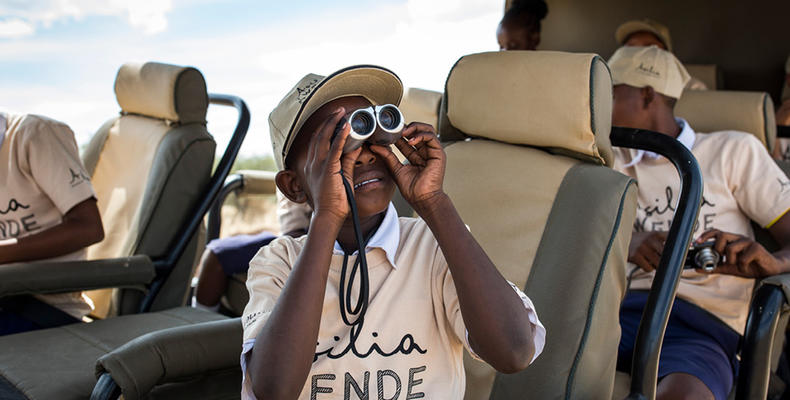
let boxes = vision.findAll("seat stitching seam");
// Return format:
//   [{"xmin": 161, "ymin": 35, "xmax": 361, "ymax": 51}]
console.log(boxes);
[{"xmin": 565, "ymin": 178, "xmax": 636, "ymax": 399}]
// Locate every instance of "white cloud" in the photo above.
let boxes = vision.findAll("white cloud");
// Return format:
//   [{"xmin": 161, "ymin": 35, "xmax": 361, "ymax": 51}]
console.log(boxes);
[
  {"xmin": 0, "ymin": 0, "xmax": 172, "ymax": 36},
  {"xmin": 0, "ymin": 0, "xmax": 503, "ymax": 158},
  {"xmin": 0, "ymin": 18, "xmax": 35, "ymax": 38}
]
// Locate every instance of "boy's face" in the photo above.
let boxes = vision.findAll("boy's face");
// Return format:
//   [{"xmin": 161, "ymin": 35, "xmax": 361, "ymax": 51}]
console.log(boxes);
[
  {"xmin": 612, "ymin": 84, "xmax": 650, "ymax": 129},
  {"xmin": 497, "ymin": 21, "xmax": 540, "ymax": 51},
  {"xmin": 285, "ymin": 96, "xmax": 397, "ymax": 218}
]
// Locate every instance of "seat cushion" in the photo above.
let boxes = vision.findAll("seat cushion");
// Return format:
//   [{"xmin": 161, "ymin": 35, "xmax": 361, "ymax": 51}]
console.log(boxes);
[
  {"xmin": 0, "ymin": 307, "xmax": 225, "ymax": 400},
  {"xmin": 443, "ymin": 140, "xmax": 637, "ymax": 399}
]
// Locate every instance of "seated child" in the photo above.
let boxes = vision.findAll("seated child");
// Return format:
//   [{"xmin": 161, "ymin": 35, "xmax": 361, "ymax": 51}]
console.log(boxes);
[
  {"xmin": 241, "ymin": 66, "xmax": 545, "ymax": 399},
  {"xmin": 0, "ymin": 111, "xmax": 104, "ymax": 334},
  {"xmin": 193, "ymin": 193, "xmax": 311, "ymax": 310},
  {"xmin": 496, "ymin": 0, "xmax": 548, "ymax": 51}
]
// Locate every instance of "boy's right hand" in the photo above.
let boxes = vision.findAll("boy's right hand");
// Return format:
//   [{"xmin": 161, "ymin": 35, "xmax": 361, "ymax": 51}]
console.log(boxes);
[
  {"xmin": 629, "ymin": 231, "xmax": 667, "ymax": 272},
  {"xmin": 304, "ymin": 107, "xmax": 362, "ymax": 224}
]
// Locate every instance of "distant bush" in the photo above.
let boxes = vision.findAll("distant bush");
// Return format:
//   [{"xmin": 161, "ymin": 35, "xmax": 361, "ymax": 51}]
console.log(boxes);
[{"xmin": 215, "ymin": 154, "xmax": 277, "ymax": 173}]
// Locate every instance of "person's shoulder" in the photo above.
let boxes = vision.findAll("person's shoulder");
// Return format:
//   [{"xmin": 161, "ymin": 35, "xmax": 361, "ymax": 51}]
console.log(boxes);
[
  {"xmin": 695, "ymin": 130, "xmax": 764, "ymax": 152},
  {"xmin": 8, "ymin": 112, "xmax": 74, "ymax": 142},
  {"xmin": 397, "ymin": 216, "xmax": 439, "ymax": 250},
  {"xmin": 249, "ymin": 233, "xmax": 306, "ymax": 269}
]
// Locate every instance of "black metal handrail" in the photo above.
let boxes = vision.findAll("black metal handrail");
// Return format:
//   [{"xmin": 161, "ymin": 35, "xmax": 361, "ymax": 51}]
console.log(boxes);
[
  {"xmin": 610, "ymin": 126, "xmax": 704, "ymax": 400},
  {"xmin": 206, "ymin": 173, "xmax": 245, "ymax": 242},
  {"xmin": 736, "ymin": 284, "xmax": 785, "ymax": 399},
  {"xmin": 139, "ymin": 93, "xmax": 250, "ymax": 313}
]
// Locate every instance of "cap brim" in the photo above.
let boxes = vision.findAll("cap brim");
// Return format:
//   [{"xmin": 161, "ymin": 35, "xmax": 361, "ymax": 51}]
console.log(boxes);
[
  {"xmin": 615, "ymin": 21, "xmax": 671, "ymax": 51},
  {"xmin": 282, "ymin": 65, "xmax": 403, "ymax": 162}
]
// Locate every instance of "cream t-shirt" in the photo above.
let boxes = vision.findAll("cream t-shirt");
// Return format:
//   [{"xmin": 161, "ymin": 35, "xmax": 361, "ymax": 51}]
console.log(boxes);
[
  {"xmin": 241, "ymin": 204, "xmax": 544, "ymax": 399},
  {"xmin": 613, "ymin": 122, "xmax": 790, "ymax": 334},
  {"xmin": 0, "ymin": 112, "xmax": 96, "ymax": 318}
]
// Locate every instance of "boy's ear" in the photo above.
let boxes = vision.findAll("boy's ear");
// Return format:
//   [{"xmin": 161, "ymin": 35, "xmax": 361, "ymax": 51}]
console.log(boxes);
[
  {"xmin": 275, "ymin": 170, "xmax": 308, "ymax": 204},
  {"xmin": 641, "ymin": 86, "xmax": 656, "ymax": 109}
]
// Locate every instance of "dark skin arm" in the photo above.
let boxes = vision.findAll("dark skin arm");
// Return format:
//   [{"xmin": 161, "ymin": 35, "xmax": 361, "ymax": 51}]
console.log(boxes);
[
  {"xmin": 628, "ymin": 213, "xmax": 790, "ymax": 278},
  {"xmin": 694, "ymin": 212, "xmax": 790, "ymax": 278},
  {"xmin": 370, "ymin": 122, "xmax": 536, "ymax": 373},
  {"xmin": 0, "ymin": 198, "xmax": 104, "ymax": 264},
  {"xmin": 248, "ymin": 109, "xmax": 362, "ymax": 399}
]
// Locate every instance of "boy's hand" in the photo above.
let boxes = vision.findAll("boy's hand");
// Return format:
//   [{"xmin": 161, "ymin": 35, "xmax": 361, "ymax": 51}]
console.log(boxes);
[
  {"xmin": 696, "ymin": 229, "xmax": 781, "ymax": 278},
  {"xmin": 628, "ymin": 231, "xmax": 667, "ymax": 272},
  {"xmin": 370, "ymin": 122, "xmax": 446, "ymax": 215},
  {"xmin": 305, "ymin": 108, "xmax": 362, "ymax": 224}
]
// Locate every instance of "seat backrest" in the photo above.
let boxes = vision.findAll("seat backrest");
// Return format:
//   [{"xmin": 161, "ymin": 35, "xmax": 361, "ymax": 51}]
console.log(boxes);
[
  {"xmin": 82, "ymin": 62, "xmax": 216, "ymax": 316},
  {"xmin": 685, "ymin": 64, "xmax": 720, "ymax": 90},
  {"xmin": 675, "ymin": 89, "xmax": 777, "ymax": 152},
  {"xmin": 399, "ymin": 87, "xmax": 442, "ymax": 127},
  {"xmin": 439, "ymin": 50, "xmax": 637, "ymax": 399}
]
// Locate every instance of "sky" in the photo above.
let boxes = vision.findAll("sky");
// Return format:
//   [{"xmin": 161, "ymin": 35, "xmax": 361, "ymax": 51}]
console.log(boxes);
[{"xmin": 0, "ymin": 0, "xmax": 504, "ymax": 158}]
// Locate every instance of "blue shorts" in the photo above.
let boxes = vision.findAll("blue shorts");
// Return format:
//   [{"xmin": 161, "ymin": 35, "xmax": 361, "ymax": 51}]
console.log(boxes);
[
  {"xmin": 617, "ymin": 291, "xmax": 740, "ymax": 400},
  {"xmin": 206, "ymin": 232, "xmax": 276, "ymax": 276},
  {"xmin": 0, "ymin": 311, "xmax": 38, "ymax": 335}
]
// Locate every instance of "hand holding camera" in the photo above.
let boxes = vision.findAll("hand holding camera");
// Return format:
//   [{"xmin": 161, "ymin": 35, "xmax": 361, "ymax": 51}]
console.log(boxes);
[
  {"xmin": 684, "ymin": 240, "xmax": 721, "ymax": 272},
  {"xmin": 693, "ymin": 229, "xmax": 782, "ymax": 278}
]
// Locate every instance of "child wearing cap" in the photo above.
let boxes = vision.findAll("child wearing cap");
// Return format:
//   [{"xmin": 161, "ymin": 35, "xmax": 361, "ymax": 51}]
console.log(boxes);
[
  {"xmin": 614, "ymin": 18, "xmax": 708, "ymax": 91},
  {"xmin": 609, "ymin": 46, "xmax": 790, "ymax": 400},
  {"xmin": 496, "ymin": 0, "xmax": 548, "ymax": 51},
  {"xmin": 0, "ymin": 111, "xmax": 104, "ymax": 334},
  {"xmin": 240, "ymin": 66, "xmax": 545, "ymax": 399}
]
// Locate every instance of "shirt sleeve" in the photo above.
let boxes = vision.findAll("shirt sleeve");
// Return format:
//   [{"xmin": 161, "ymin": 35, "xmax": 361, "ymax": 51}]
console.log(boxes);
[
  {"xmin": 436, "ymin": 248, "xmax": 546, "ymax": 364},
  {"xmin": 240, "ymin": 237, "xmax": 294, "ymax": 400},
  {"xmin": 22, "ymin": 118, "xmax": 95, "ymax": 214},
  {"xmin": 728, "ymin": 133, "xmax": 790, "ymax": 228},
  {"xmin": 276, "ymin": 191, "xmax": 312, "ymax": 235}
]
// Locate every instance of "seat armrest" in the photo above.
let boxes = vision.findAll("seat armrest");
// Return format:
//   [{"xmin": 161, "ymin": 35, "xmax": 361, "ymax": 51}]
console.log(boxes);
[
  {"xmin": 94, "ymin": 318, "xmax": 241, "ymax": 400},
  {"xmin": 237, "ymin": 169, "xmax": 277, "ymax": 195},
  {"xmin": 0, "ymin": 255, "xmax": 155, "ymax": 297},
  {"xmin": 759, "ymin": 273, "xmax": 790, "ymax": 303},
  {"xmin": 736, "ymin": 276, "xmax": 790, "ymax": 400}
]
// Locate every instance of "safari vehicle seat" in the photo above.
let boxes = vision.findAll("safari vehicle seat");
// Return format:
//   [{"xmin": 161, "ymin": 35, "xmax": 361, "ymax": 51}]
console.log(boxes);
[
  {"xmin": 439, "ymin": 50, "xmax": 637, "ymax": 399},
  {"xmin": 399, "ymin": 87, "xmax": 442, "ymax": 127},
  {"xmin": 0, "ymin": 62, "xmax": 250, "ymax": 400},
  {"xmin": 82, "ymin": 62, "xmax": 215, "ymax": 318},
  {"xmin": 684, "ymin": 64, "xmax": 721, "ymax": 90},
  {"xmin": 676, "ymin": 89, "xmax": 777, "ymax": 154}
]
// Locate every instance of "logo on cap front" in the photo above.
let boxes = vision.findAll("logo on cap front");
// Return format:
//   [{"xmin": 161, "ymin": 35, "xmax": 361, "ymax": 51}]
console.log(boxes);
[
  {"xmin": 636, "ymin": 62, "xmax": 661, "ymax": 78},
  {"xmin": 296, "ymin": 79, "xmax": 320, "ymax": 104}
]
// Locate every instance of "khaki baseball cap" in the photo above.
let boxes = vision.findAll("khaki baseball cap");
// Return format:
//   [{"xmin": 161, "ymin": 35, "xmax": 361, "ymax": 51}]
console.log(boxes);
[
  {"xmin": 269, "ymin": 65, "xmax": 403, "ymax": 170},
  {"xmin": 609, "ymin": 45, "xmax": 691, "ymax": 99},
  {"xmin": 615, "ymin": 19, "xmax": 673, "ymax": 52}
]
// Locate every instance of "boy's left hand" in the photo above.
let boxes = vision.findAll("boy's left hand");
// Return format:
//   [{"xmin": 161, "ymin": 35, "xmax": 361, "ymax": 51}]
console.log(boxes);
[
  {"xmin": 370, "ymin": 122, "xmax": 446, "ymax": 214},
  {"xmin": 696, "ymin": 229, "xmax": 781, "ymax": 278}
]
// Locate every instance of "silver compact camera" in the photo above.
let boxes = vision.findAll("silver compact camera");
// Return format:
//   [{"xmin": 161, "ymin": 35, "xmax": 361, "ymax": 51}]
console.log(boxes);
[
  {"xmin": 333, "ymin": 104, "xmax": 404, "ymax": 153},
  {"xmin": 684, "ymin": 240, "xmax": 721, "ymax": 272}
]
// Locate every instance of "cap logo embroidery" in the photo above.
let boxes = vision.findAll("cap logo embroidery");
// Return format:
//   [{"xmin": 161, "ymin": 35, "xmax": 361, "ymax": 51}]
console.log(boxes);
[
  {"xmin": 296, "ymin": 79, "xmax": 320, "ymax": 104},
  {"xmin": 636, "ymin": 62, "xmax": 661, "ymax": 78}
]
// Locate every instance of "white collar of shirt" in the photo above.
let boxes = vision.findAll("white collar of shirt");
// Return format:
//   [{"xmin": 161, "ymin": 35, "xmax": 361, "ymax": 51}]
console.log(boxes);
[
  {"xmin": 0, "ymin": 113, "xmax": 6, "ymax": 149},
  {"xmin": 333, "ymin": 202, "xmax": 400, "ymax": 269},
  {"xmin": 623, "ymin": 117, "xmax": 696, "ymax": 168}
]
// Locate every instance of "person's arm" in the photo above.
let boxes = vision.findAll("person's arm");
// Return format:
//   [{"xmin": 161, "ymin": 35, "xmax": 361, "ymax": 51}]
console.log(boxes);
[
  {"xmin": 695, "ymin": 213, "xmax": 790, "ymax": 278},
  {"xmin": 0, "ymin": 198, "xmax": 103, "ymax": 264},
  {"xmin": 371, "ymin": 123, "xmax": 535, "ymax": 373},
  {"xmin": 247, "ymin": 109, "xmax": 361, "ymax": 399}
]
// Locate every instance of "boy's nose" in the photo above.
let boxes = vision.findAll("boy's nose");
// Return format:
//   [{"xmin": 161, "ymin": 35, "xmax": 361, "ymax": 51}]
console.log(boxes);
[{"xmin": 355, "ymin": 144, "xmax": 377, "ymax": 166}]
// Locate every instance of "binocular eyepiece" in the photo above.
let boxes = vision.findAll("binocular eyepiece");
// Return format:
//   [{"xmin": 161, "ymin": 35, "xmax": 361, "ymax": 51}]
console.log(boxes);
[{"xmin": 333, "ymin": 104, "xmax": 404, "ymax": 153}]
